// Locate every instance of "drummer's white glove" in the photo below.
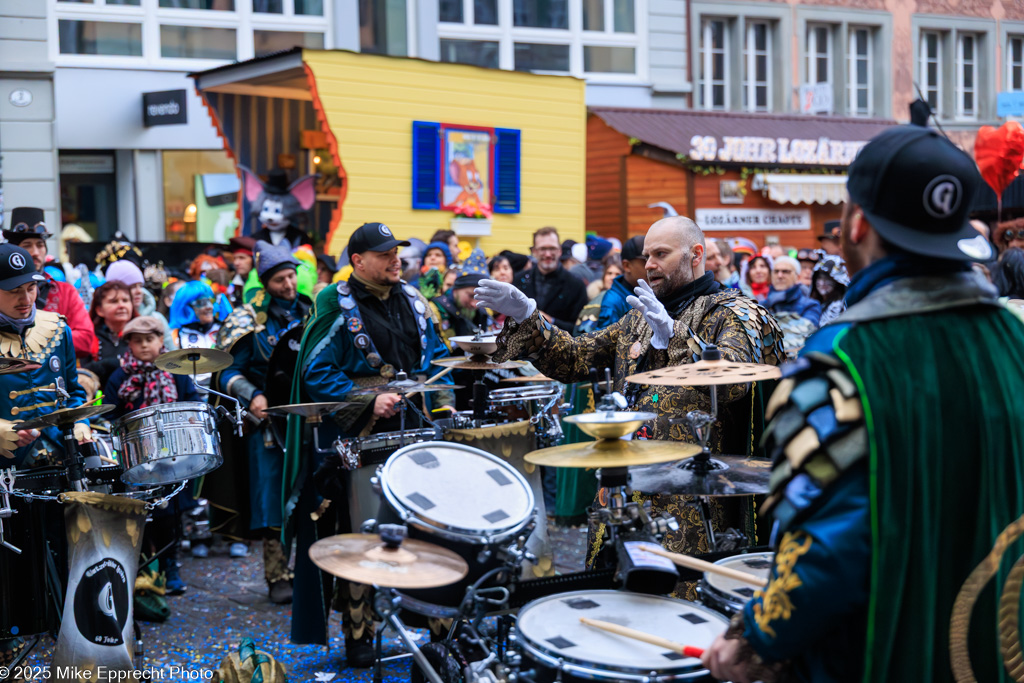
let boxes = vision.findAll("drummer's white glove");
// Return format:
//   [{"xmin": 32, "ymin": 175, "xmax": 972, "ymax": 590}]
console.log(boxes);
[
  {"xmin": 627, "ymin": 279, "xmax": 675, "ymax": 350},
  {"xmin": 474, "ymin": 279, "xmax": 537, "ymax": 323},
  {"xmin": 74, "ymin": 422, "xmax": 93, "ymax": 444}
]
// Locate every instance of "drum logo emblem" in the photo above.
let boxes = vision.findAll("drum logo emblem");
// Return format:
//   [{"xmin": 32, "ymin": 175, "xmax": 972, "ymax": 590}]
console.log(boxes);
[{"xmin": 73, "ymin": 558, "xmax": 130, "ymax": 645}]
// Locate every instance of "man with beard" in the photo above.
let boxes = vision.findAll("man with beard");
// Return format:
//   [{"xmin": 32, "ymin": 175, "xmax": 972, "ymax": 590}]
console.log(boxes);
[
  {"xmin": 4, "ymin": 207, "xmax": 96, "ymax": 361},
  {"xmin": 476, "ymin": 216, "xmax": 785, "ymax": 585},
  {"xmin": 514, "ymin": 227, "xmax": 587, "ymax": 332},
  {"xmin": 216, "ymin": 241, "xmax": 311, "ymax": 604}
]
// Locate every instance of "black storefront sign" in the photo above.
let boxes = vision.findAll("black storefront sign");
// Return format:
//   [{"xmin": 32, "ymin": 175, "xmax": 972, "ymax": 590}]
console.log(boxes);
[{"xmin": 142, "ymin": 89, "xmax": 187, "ymax": 127}]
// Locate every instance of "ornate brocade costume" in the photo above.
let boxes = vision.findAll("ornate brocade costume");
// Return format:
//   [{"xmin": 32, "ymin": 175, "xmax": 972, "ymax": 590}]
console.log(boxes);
[{"xmin": 494, "ymin": 288, "xmax": 785, "ymax": 592}]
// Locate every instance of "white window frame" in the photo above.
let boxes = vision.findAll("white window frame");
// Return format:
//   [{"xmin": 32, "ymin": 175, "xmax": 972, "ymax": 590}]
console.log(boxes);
[
  {"xmin": 698, "ymin": 17, "xmax": 728, "ymax": 111},
  {"xmin": 806, "ymin": 23, "xmax": 832, "ymax": 86},
  {"xmin": 955, "ymin": 32, "xmax": 977, "ymax": 120},
  {"xmin": 50, "ymin": 0, "xmax": 332, "ymax": 70},
  {"xmin": 436, "ymin": 0, "xmax": 646, "ymax": 83},
  {"xmin": 846, "ymin": 25, "xmax": 872, "ymax": 116},
  {"xmin": 1008, "ymin": 34, "xmax": 1024, "ymax": 92},
  {"xmin": 742, "ymin": 20, "xmax": 771, "ymax": 113},
  {"xmin": 919, "ymin": 30, "xmax": 942, "ymax": 118}
]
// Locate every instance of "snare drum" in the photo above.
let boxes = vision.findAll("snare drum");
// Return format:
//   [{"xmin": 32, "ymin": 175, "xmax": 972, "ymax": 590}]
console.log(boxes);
[
  {"xmin": 1, "ymin": 467, "xmax": 68, "ymax": 639},
  {"xmin": 699, "ymin": 552, "xmax": 774, "ymax": 616},
  {"xmin": 486, "ymin": 384, "xmax": 561, "ymax": 423},
  {"xmin": 516, "ymin": 590, "xmax": 727, "ymax": 682},
  {"xmin": 377, "ymin": 441, "xmax": 535, "ymax": 608},
  {"xmin": 114, "ymin": 402, "xmax": 222, "ymax": 486}
]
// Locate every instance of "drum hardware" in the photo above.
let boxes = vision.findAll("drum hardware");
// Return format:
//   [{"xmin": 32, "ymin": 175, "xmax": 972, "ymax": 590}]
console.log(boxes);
[
  {"xmin": 15, "ymin": 403, "xmax": 116, "ymax": 493},
  {"xmin": 264, "ymin": 401, "xmax": 358, "ymax": 457},
  {"xmin": 0, "ymin": 468, "xmax": 21, "ymax": 553},
  {"xmin": 155, "ymin": 348, "xmax": 246, "ymax": 437},
  {"xmin": 349, "ymin": 371, "xmax": 461, "ymax": 448}
]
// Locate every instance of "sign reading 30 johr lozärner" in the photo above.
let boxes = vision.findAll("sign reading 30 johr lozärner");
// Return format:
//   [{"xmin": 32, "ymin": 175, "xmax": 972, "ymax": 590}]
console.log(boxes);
[{"xmin": 688, "ymin": 134, "xmax": 867, "ymax": 167}]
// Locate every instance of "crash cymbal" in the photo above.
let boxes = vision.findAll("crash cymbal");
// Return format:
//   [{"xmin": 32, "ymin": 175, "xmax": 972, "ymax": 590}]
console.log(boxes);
[
  {"xmin": 433, "ymin": 357, "xmax": 526, "ymax": 371},
  {"xmin": 449, "ymin": 335, "xmax": 498, "ymax": 356},
  {"xmin": 626, "ymin": 359, "xmax": 781, "ymax": 387},
  {"xmin": 628, "ymin": 456, "xmax": 773, "ymax": 497},
  {"xmin": 15, "ymin": 404, "xmax": 114, "ymax": 430},
  {"xmin": 0, "ymin": 358, "xmax": 41, "ymax": 375},
  {"xmin": 349, "ymin": 380, "xmax": 464, "ymax": 397},
  {"xmin": 264, "ymin": 402, "xmax": 355, "ymax": 423},
  {"xmin": 500, "ymin": 375, "xmax": 554, "ymax": 383},
  {"xmin": 565, "ymin": 411, "xmax": 657, "ymax": 440},
  {"xmin": 309, "ymin": 533, "xmax": 469, "ymax": 589},
  {"xmin": 525, "ymin": 438, "xmax": 701, "ymax": 469},
  {"xmin": 155, "ymin": 348, "xmax": 234, "ymax": 375}
]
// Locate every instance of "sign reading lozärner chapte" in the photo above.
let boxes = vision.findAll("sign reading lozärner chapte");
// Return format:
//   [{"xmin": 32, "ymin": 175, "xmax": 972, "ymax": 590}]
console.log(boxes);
[{"xmin": 695, "ymin": 208, "xmax": 811, "ymax": 231}]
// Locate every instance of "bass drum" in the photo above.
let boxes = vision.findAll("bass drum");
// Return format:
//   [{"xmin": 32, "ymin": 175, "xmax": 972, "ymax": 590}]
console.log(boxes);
[{"xmin": 516, "ymin": 590, "xmax": 726, "ymax": 682}]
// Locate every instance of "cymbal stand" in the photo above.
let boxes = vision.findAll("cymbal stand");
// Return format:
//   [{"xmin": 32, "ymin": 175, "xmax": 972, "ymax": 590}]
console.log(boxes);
[
  {"xmin": 0, "ymin": 468, "xmax": 21, "ymax": 554},
  {"xmin": 374, "ymin": 587, "xmax": 445, "ymax": 683},
  {"xmin": 184, "ymin": 353, "xmax": 246, "ymax": 437}
]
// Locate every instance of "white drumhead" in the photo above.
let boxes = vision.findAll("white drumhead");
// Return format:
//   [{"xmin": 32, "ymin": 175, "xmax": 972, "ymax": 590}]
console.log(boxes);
[
  {"xmin": 517, "ymin": 590, "xmax": 727, "ymax": 677},
  {"xmin": 705, "ymin": 552, "xmax": 774, "ymax": 601},
  {"xmin": 381, "ymin": 442, "xmax": 534, "ymax": 536}
]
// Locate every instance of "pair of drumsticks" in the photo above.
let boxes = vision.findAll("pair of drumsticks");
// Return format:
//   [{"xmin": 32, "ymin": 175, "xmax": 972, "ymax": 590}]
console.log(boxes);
[{"xmin": 581, "ymin": 547, "xmax": 769, "ymax": 659}]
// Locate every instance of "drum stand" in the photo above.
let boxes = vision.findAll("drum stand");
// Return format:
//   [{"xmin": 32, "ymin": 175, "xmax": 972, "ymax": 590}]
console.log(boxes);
[{"xmin": 181, "ymin": 353, "xmax": 246, "ymax": 438}]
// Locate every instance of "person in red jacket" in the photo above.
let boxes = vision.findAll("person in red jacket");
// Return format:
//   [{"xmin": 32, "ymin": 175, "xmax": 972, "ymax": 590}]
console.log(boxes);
[{"xmin": 4, "ymin": 207, "xmax": 97, "ymax": 361}]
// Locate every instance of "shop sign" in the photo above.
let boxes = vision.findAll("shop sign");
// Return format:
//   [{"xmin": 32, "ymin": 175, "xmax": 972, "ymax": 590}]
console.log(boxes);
[
  {"xmin": 695, "ymin": 208, "xmax": 811, "ymax": 231},
  {"xmin": 142, "ymin": 89, "xmax": 187, "ymax": 127},
  {"xmin": 59, "ymin": 155, "xmax": 114, "ymax": 174},
  {"xmin": 799, "ymin": 82, "xmax": 833, "ymax": 115},
  {"xmin": 688, "ymin": 134, "xmax": 866, "ymax": 167}
]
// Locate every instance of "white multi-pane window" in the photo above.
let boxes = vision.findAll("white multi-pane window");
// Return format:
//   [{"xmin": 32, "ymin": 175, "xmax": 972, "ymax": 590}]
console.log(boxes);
[
  {"xmin": 919, "ymin": 30, "xmax": 942, "ymax": 116},
  {"xmin": 699, "ymin": 18, "xmax": 728, "ymax": 110},
  {"xmin": 1009, "ymin": 35, "xmax": 1023, "ymax": 92},
  {"xmin": 806, "ymin": 24, "xmax": 832, "ymax": 85},
  {"xmin": 52, "ymin": 0, "xmax": 329, "ymax": 65},
  {"xmin": 847, "ymin": 26, "xmax": 872, "ymax": 116},
  {"xmin": 743, "ymin": 21, "xmax": 771, "ymax": 112},
  {"xmin": 956, "ymin": 32, "xmax": 977, "ymax": 118},
  {"xmin": 438, "ymin": 0, "xmax": 642, "ymax": 78}
]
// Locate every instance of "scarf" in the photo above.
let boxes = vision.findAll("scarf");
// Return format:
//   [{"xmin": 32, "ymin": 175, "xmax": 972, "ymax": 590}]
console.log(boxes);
[
  {"xmin": 117, "ymin": 348, "xmax": 178, "ymax": 409},
  {"xmin": 0, "ymin": 305, "xmax": 37, "ymax": 334},
  {"xmin": 659, "ymin": 271, "xmax": 722, "ymax": 316},
  {"xmin": 749, "ymin": 281, "xmax": 770, "ymax": 301},
  {"xmin": 351, "ymin": 272, "xmax": 393, "ymax": 300}
]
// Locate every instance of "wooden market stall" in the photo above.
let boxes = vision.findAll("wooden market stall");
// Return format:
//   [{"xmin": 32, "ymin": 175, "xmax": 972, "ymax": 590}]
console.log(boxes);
[
  {"xmin": 587, "ymin": 107, "xmax": 895, "ymax": 250},
  {"xmin": 191, "ymin": 48, "xmax": 586, "ymax": 256}
]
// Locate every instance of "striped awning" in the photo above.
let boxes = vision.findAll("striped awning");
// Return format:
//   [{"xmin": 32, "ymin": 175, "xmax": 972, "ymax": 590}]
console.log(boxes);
[{"xmin": 760, "ymin": 173, "xmax": 848, "ymax": 205}]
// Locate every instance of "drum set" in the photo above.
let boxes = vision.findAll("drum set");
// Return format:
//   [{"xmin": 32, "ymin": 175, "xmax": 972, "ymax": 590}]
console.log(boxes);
[{"xmin": 292, "ymin": 341, "xmax": 784, "ymax": 682}]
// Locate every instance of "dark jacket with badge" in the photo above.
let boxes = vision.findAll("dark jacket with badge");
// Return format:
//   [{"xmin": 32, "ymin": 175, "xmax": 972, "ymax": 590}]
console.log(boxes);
[{"xmin": 513, "ymin": 264, "xmax": 587, "ymax": 333}]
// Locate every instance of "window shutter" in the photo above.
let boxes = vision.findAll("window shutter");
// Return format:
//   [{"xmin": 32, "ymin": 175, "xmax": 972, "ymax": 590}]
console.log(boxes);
[
  {"xmin": 494, "ymin": 128, "xmax": 521, "ymax": 214},
  {"xmin": 412, "ymin": 121, "xmax": 441, "ymax": 209}
]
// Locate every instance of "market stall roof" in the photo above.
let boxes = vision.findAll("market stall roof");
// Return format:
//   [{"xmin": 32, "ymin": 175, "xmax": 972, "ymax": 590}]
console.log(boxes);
[
  {"xmin": 191, "ymin": 47, "xmax": 310, "ymax": 99},
  {"xmin": 590, "ymin": 107, "xmax": 896, "ymax": 168},
  {"xmin": 758, "ymin": 173, "xmax": 848, "ymax": 205}
]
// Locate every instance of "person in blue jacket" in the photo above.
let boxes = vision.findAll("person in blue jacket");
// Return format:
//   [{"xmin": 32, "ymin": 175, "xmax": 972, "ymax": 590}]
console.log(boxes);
[{"xmin": 596, "ymin": 234, "xmax": 647, "ymax": 331}]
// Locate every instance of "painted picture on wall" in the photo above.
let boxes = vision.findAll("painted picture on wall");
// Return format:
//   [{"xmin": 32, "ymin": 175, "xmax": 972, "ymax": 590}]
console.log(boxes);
[{"xmin": 441, "ymin": 125, "xmax": 493, "ymax": 212}]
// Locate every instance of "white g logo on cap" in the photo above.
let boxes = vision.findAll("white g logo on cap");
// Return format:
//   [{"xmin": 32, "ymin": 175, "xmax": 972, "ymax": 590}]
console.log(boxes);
[
  {"xmin": 923, "ymin": 175, "xmax": 962, "ymax": 218},
  {"xmin": 9, "ymin": 253, "xmax": 25, "ymax": 270},
  {"xmin": 378, "ymin": 224, "xmax": 392, "ymax": 237}
]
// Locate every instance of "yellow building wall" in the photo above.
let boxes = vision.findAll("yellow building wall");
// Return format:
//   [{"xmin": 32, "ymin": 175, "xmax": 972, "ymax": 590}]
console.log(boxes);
[{"xmin": 302, "ymin": 50, "xmax": 587, "ymax": 258}]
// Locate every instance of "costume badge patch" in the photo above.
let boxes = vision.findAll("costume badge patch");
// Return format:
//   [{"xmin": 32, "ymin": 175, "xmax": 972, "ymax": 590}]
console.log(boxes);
[
  {"xmin": 49, "ymin": 356, "xmax": 60, "ymax": 372},
  {"xmin": 189, "ymin": 333, "xmax": 199, "ymax": 345},
  {"xmin": 629, "ymin": 341, "xmax": 642, "ymax": 359},
  {"xmin": 354, "ymin": 333, "xmax": 370, "ymax": 349},
  {"xmin": 348, "ymin": 318, "xmax": 363, "ymax": 333}
]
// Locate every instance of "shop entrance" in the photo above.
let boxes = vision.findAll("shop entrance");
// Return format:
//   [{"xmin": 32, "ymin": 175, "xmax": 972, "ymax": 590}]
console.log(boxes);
[{"xmin": 59, "ymin": 152, "xmax": 118, "ymax": 243}]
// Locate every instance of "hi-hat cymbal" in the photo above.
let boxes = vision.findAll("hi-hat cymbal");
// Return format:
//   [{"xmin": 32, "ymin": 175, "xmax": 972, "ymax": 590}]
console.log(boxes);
[
  {"xmin": 626, "ymin": 359, "xmax": 781, "ymax": 387},
  {"xmin": 500, "ymin": 375, "xmax": 554, "ymax": 383},
  {"xmin": 433, "ymin": 357, "xmax": 527, "ymax": 371},
  {"xmin": 309, "ymin": 533, "xmax": 469, "ymax": 589},
  {"xmin": 0, "ymin": 358, "xmax": 41, "ymax": 375},
  {"xmin": 525, "ymin": 438, "xmax": 701, "ymax": 469},
  {"xmin": 628, "ymin": 456, "xmax": 773, "ymax": 497},
  {"xmin": 155, "ymin": 348, "xmax": 234, "ymax": 375},
  {"xmin": 15, "ymin": 403, "xmax": 114, "ymax": 430},
  {"xmin": 264, "ymin": 402, "xmax": 355, "ymax": 423},
  {"xmin": 349, "ymin": 380, "xmax": 464, "ymax": 397}
]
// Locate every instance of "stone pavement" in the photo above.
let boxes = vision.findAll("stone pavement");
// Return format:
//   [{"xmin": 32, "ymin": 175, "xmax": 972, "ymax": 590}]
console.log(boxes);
[{"xmin": 20, "ymin": 523, "xmax": 588, "ymax": 682}]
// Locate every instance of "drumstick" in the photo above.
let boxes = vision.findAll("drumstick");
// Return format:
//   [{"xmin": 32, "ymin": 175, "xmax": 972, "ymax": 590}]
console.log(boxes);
[
  {"xmin": 98, "ymin": 455, "xmax": 119, "ymax": 466},
  {"xmin": 405, "ymin": 368, "xmax": 454, "ymax": 401},
  {"xmin": 579, "ymin": 617, "xmax": 705, "ymax": 658},
  {"xmin": 646, "ymin": 546, "xmax": 769, "ymax": 588}
]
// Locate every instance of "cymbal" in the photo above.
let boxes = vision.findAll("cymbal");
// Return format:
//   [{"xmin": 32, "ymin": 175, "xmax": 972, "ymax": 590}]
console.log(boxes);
[
  {"xmin": 15, "ymin": 404, "xmax": 114, "ymax": 430},
  {"xmin": 433, "ymin": 357, "xmax": 526, "ymax": 371},
  {"xmin": 155, "ymin": 348, "xmax": 234, "ymax": 375},
  {"xmin": 349, "ymin": 380, "xmax": 463, "ymax": 397},
  {"xmin": 525, "ymin": 438, "xmax": 701, "ymax": 469},
  {"xmin": 448, "ymin": 335, "xmax": 498, "ymax": 356},
  {"xmin": 0, "ymin": 358, "xmax": 41, "ymax": 375},
  {"xmin": 500, "ymin": 375, "xmax": 554, "ymax": 383},
  {"xmin": 309, "ymin": 533, "xmax": 469, "ymax": 589},
  {"xmin": 264, "ymin": 402, "xmax": 355, "ymax": 423},
  {"xmin": 626, "ymin": 359, "xmax": 781, "ymax": 387},
  {"xmin": 565, "ymin": 411, "xmax": 656, "ymax": 440},
  {"xmin": 628, "ymin": 456, "xmax": 773, "ymax": 497}
]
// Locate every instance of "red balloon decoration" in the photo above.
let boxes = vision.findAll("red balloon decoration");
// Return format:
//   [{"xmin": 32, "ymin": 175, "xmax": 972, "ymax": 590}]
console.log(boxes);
[{"xmin": 975, "ymin": 121, "xmax": 1024, "ymax": 200}]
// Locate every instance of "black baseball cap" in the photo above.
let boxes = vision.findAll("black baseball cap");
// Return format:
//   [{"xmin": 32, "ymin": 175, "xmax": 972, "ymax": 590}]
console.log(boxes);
[
  {"xmin": 847, "ymin": 126, "xmax": 993, "ymax": 262},
  {"xmin": 347, "ymin": 222, "xmax": 410, "ymax": 256},
  {"xmin": 0, "ymin": 244, "xmax": 45, "ymax": 291},
  {"xmin": 621, "ymin": 235, "xmax": 645, "ymax": 261},
  {"xmin": 817, "ymin": 220, "xmax": 840, "ymax": 241}
]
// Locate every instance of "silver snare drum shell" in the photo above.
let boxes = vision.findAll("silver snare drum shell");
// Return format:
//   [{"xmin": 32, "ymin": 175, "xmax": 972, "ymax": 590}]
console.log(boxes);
[
  {"xmin": 114, "ymin": 402, "xmax": 222, "ymax": 486},
  {"xmin": 379, "ymin": 441, "xmax": 535, "ymax": 545},
  {"xmin": 699, "ymin": 551, "xmax": 774, "ymax": 616},
  {"xmin": 516, "ymin": 590, "xmax": 727, "ymax": 682}
]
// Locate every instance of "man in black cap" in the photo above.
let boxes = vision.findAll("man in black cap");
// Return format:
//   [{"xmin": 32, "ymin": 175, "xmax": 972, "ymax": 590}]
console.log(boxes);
[
  {"xmin": 282, "ymin": 222, "xmax": 454, "ymax": 665},
  {"xmin": 816, "ymin": 219, "xmax": 842, "ymax": 256},
  {"xmin": 514, "ymin": 227, "xmax": 587, "ymax": 332},
  {"xmin": 4, "ymin": 207, "xmax": 97, "ymax": 361},
  {"xmin": 703, "ymin": 126, "xmax": 1022, "ymax": 683}
]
